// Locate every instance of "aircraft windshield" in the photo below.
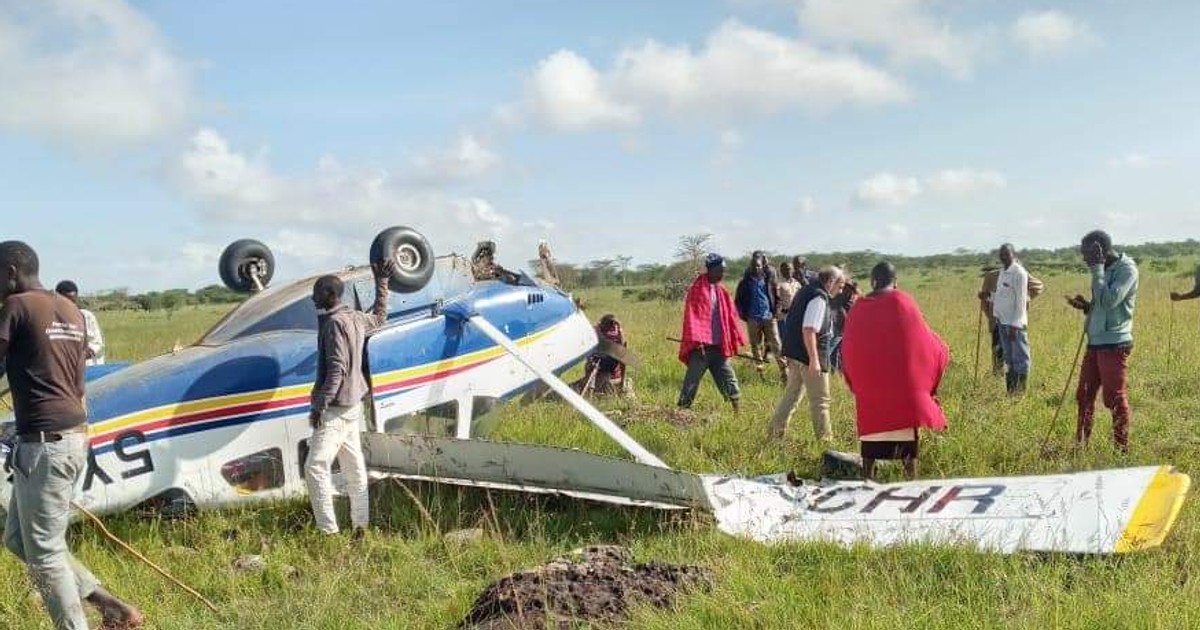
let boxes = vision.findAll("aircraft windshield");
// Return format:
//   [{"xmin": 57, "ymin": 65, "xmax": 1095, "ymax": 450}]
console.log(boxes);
[{"xmin": 199, "ymin": 280, "xmax": 325, "ymax": 344}]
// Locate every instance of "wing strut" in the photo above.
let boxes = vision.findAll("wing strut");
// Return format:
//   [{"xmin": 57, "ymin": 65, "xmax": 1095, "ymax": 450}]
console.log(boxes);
[{"xmin": 460, "ymin": 312, "xmax": 669, "ymax": 469}]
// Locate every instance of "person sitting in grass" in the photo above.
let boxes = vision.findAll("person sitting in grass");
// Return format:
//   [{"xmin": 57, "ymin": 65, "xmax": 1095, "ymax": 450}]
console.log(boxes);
[
  {"xmin": 677, "ymin": 253, "xmax": 746, "ymax": 411},
  {"xmin": 578, "ymin": 314, "xmax": 633, "ymax": 397},
  {"xmin": 841, "ymin": 261, "xmax": 949, "ymax": 480}
]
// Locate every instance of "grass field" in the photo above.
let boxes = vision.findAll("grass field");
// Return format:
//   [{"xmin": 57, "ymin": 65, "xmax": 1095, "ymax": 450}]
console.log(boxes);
[{"xmin": 3, "ymin": 265, "xmax": 1200, "ymax": 629}]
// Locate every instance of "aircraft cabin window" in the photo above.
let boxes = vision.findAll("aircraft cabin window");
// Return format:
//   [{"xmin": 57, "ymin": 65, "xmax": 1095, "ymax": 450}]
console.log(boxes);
[
  {"xmin": 382, "ymin": 401, "xmax": 459, "ymax": 436},
  {"xmin": 221, "ymin": 448, "xmax": 285, "ymax": 494}
]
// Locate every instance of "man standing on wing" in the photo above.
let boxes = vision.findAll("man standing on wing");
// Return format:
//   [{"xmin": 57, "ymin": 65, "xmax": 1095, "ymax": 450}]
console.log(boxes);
[
  {"xmin": 991, "ymin": 244, "xmax": 1031, "ymax": 394},
  {"xmin": 1066, "ymin": 230, "xmax": 1139, "ymax": 452},
  {"xmin": 54, "ymin": 281, "xmax": 105, "ymax": 366},
  {"xmin": 768, "ymin": 266, "xmax": 845, "ymax": 442},
  {"xmin": 677, "ymin": 254, "xmax": 747, "ymax": 411},
  {"xmin": 1, "ymin": 241, "xmax": 142, "ymax": 630},
  {"xmin": 306, "ymin": 261, "xmax": 393, "ymax": 535}
]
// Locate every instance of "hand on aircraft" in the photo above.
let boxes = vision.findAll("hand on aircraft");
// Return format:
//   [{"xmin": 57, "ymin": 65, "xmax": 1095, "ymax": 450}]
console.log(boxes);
[{"xmin": 372, "ymin": 259, "xmax": 398, "ymax": 281}]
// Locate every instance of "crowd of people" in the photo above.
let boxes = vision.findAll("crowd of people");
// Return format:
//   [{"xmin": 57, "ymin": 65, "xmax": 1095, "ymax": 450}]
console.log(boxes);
[{"xmin": 670, "ymin": 229, "xmax": 1181, "ymax": 478}]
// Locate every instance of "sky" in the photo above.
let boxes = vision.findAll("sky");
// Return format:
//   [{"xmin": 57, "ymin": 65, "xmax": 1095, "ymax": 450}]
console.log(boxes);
[{"xmin": 1, "ymin": 0, "xmax": 1198, "ymax": 292}]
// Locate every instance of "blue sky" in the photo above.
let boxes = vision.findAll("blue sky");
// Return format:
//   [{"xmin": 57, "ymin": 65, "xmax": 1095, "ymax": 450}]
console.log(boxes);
[{"xmin": 1, "ymin": 0, "xmax": 1197, "ymax": 291}]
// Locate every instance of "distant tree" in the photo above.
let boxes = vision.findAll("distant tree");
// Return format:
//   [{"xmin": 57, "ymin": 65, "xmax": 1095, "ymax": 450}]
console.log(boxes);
[
  {"xmin": 586, "ymin": 259, "xmax": 616, "ymax": 287},
  {"xmin": 675, "ymin": 233, "xmax": 713, "ymax": 271},
  {"xmin": 614, "ymin": 255, "xmax": 634, "ymax": 285}
]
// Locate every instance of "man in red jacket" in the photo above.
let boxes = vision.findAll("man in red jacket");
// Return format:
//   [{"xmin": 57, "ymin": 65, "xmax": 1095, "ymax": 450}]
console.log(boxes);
[
  {"xmin": 841, "ymin": 262, "xmax": 949, "ymax": 480},
  {"xmin": 677, "ymin": 253, "xmax": 747, "ymax": 411}
]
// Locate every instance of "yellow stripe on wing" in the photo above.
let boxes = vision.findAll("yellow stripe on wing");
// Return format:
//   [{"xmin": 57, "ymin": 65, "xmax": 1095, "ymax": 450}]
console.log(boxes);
[{"xmin": 1115, "ymin": 466, "xmax": 1191, "ymax": 553}]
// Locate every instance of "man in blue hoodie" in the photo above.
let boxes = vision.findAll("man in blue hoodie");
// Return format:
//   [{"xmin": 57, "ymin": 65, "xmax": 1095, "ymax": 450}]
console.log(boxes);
[
  {"xmin": 1066, "ymin": 230, "xmax": 1138, "ymax": 451},
  {"xmin": 735, "ymin": 252, "xmax": 785, "ymax": 381}
]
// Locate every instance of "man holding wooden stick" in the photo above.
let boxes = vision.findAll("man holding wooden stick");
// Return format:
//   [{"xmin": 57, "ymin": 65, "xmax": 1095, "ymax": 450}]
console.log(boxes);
[{"xmin": 0, "ymin": 241, "xmax": 142, "ymax": 630}]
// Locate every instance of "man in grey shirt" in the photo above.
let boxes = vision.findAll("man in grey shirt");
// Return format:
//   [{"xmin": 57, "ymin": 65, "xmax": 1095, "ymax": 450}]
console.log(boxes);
[{"xmin": 306, "ymin": 262, "xmax": 392, "ymax": 535}]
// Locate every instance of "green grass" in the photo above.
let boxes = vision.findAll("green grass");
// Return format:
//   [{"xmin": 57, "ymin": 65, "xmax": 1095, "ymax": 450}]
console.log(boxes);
[{"xmin": 3, "ymin": 269, "xmax": 1200, "ymax": 629}]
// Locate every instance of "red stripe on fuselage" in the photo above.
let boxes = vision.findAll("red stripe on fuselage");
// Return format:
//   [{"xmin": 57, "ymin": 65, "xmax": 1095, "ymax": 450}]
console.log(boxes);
[{"xmin": 89, "ymin": 394, "xmax": 311, "ymax": 447}]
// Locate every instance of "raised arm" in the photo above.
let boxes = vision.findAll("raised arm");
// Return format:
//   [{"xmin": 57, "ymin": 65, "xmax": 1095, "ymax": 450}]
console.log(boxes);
[
  {"xmin": 1090, "ymin": 262, "xmax": 1137, "ymax": 310},
  {"xmin": 364, "ymin": 261, "xmax": 395, "ymax": 330}
]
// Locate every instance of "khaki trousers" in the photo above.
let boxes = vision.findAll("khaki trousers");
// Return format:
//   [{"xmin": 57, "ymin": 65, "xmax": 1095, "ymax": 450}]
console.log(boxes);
[
  {"xmin": 768, "ymin": 358, "xmax": 832, "ymax": 440},
  {"xmin": 746, "ymin": 319, "xmax": 787, "ymax": 376}
]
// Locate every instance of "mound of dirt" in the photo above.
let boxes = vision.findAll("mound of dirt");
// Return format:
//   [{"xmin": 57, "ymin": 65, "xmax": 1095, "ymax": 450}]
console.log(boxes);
[{"xmin": 459, "ymin": 545, "xmax": 713, "ymax": 629}]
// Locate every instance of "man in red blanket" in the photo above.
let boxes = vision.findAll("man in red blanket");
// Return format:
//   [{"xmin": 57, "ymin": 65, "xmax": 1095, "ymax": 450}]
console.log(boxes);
[
  {"xmin": 841, "ymin": 262, "xmax": 949, "ymax": 480},
  {"xmin": 677, "ymin": 253, "xmax": 747, "ymax": 411}
]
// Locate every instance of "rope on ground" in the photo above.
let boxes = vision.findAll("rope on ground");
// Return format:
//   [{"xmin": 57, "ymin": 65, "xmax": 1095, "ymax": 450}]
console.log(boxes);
[{"xmin": 72, "ymin": 501, "xmax": 220, "ymax": 614}]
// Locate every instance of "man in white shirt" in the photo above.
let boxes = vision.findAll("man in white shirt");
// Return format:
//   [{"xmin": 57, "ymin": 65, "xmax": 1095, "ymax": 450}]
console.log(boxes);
[
  {"xmin": 54, "ymin": 281, "xmax": 105, "ymax": 365},
  {"xmin": 990, "ymin": 244, "xmax": 1030, "ymax": 394},
  {"xmin": 768, "ymin": 266, "xmax": 845, "ymax": 441}
]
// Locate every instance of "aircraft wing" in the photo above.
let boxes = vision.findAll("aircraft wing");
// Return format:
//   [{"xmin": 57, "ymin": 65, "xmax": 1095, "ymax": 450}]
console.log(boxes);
[{"xmin": 703, "ymin": 466, "xmax": 1189, "ymax": 554}]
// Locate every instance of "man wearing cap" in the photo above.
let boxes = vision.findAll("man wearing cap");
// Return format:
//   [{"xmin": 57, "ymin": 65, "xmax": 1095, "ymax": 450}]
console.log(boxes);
[
  {"xmin": 677, "ymin": 254, "xmax": 747, "ymax": 410},
  {"xmin": 1, "ymin": 241, "xmax": 142, "ymax": 630},
  {"xmin": 54, "ymin": 281, "xmax": 105, "ymax": 366}
]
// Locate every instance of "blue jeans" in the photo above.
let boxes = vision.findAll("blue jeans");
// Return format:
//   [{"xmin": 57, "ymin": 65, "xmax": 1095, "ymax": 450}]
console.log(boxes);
[
  {"xmin": 998, "ymin": 325, "xmax": 1031, "ymax": 376},
  {"xmin": 4, "ymin": 433, "xmax": 100, "ymax": 630}
]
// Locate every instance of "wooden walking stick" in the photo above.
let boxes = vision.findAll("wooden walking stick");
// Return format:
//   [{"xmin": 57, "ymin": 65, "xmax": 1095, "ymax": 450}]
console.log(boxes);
[
  {"xmin": 1168, "ymin": 299, "xmax": 1175, "ymax": 373},
  {"xmin": 1041, "ymin": 316, "xmax": 1088, "ymax": 452},
  {"xmin": 73, "ymin": 502, "xmax": 220, "ymax": 614},
  {"xmin": 973, "ymin": 308, "xmax": 984, "ymax": 382}
]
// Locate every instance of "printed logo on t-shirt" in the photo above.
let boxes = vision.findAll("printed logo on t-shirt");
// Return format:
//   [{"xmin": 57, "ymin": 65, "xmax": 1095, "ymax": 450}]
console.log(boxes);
[{"xmin": 45, "ymin": 321, "xmax": 85, "ymax": 343}]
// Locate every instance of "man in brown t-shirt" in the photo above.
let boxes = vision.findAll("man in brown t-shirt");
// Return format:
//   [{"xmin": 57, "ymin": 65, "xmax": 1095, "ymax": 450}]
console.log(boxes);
[{"xmin": 1, "ymin": 241, "xmax": 142, "ymax": 630}]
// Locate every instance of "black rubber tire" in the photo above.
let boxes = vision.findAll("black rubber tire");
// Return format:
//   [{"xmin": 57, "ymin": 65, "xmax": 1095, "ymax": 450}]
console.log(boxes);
[
  {"xmin": 219, "ymin": 239, "xmax": 275, "ymax": 293},
  {"xmin": 370, "ymin": 226, "xmax": 434, "ymax": 293}
]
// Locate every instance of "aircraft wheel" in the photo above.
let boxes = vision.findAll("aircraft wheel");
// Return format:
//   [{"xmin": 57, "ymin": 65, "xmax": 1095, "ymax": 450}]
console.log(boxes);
[
  {"xmin": 370, "ymin": 226, "xmax": 435, "ymax": 293},
  {"xmin": 219, "ymin": 239, "xmax": 275, "ymax": 294}
]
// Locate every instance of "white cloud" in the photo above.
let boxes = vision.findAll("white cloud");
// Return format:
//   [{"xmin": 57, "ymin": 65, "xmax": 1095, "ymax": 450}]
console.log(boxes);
[
  {"xmin": 798, "ymin": 196, "xmax": 817, "ymax": 216},
  {"xmin": 169, "ymin": 128, "xmax": 522, "ymax": 275},
  {"xmin": 0, "ymin": 0, "xmax": 193, "ymax": 146},
  {"xmin": 1012, "ymin": 10, "xmax": 1098, "ymax": 57},
  {"xmin": 856, "ymin": 172, "xmax": 922, "ymax": 206},
  {"xmin": 924, "ymin": 168, "xmax": 1007, "ymax": 197},
  {"xmin": 798, "ymin": 0, "xmax": 982, "ymax": 78},
  {"xmin": 521, "ymin": 20, "xmax": 908, "ymax": 131},
  {"xmin": 404, "ymin": 134, "xmax": 500, "ymax": 184},
  {"xmin": 528, "ymin": 49, "xmax": 639, "ymax": 131},
  {"xmin": 1107, "ymin": 153, "xmax": 1159, "ymax": 170}
]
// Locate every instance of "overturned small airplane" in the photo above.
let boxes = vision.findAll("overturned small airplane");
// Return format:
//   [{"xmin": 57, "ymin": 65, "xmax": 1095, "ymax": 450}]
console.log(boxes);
[{"xmin": 0, "ymin": 227, "xmax": 1189, "ymax": 555}]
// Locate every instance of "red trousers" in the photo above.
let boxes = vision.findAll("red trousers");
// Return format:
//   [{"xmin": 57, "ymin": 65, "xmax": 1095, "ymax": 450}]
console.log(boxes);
[{"xmin": 1075, "ymin": 345, "xmax": 1132, "ymax": 449}]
